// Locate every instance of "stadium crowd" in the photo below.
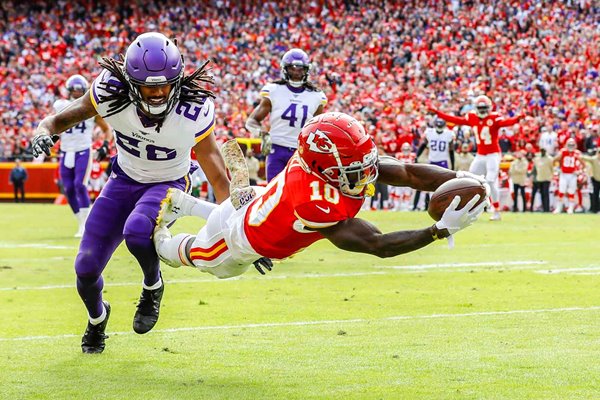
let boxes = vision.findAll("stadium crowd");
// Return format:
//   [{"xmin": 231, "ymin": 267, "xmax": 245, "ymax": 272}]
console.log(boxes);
[{"xmin": 0, "ymin": 0, "xmax": 598, "ymax": 210}]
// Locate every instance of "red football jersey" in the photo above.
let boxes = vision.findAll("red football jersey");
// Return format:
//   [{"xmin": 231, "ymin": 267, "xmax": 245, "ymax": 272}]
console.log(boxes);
[
  {"xmin": 558, "ymin": 148, "xmax": 581, "ymax": 174},
  {"xmin": 433, "ymin": 110, "xmax": 521, "ymax": 155},
  {"xmin": 89, "ymin": 160, "xmax": 103, "ymax": 179},
  {"xmin": 380, "ymin": 133, "xmax": 401, "ymax": 155},
  {"xmin": 243, "ymin": 155, "xmax": 364, "ymax": 259}
]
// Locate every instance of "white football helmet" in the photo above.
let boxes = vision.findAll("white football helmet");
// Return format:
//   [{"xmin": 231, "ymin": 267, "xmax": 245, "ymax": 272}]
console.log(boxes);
[{"xmin": 474, "ymin": 95, "xmax": 492, "ymax": 118}]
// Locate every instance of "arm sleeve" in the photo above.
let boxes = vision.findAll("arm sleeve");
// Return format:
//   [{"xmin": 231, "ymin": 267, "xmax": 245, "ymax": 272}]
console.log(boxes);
[
  {"xmin": 497, "ymin": 115, "xmax": 522, "ymax": 127},
  {"xmin": 432, "ymin": 109, "xmax": 469, "ymax": 126}
]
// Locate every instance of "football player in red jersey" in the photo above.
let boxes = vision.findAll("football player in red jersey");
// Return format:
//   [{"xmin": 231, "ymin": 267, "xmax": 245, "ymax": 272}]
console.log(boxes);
[
  {"xmin": 553, "ymin": 138, "xmax": 582, "ymax": 214},
  {"xmin": 153, "ymin": 112, "xmax": 488, "ymax": 278},
  {"xmin": 429, "ymin": 95, "xmax": 524, "ymax": 221}
]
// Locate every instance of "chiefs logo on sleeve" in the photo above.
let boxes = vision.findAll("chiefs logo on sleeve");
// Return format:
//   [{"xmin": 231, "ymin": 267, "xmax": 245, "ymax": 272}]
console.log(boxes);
[{"xmin": 306, "ymin": 129, "xmax": 335, "ymax": 153}]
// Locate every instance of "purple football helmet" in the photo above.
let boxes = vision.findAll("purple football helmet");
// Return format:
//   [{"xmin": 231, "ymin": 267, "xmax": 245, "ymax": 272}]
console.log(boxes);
[
  {"xmin": 280, "ymin": 48, "xmax": 311, "ymax": 87},
  {"xmin": 123, "ymin": 32, "xmax": 184, "ymax": 118},
  {"xmin": 434, "ymin": 118, "xmax": 446, "ymax": 133},
  {"xmin": 66, "ymin": 74, "xmax": 89, "ymax": 98}
]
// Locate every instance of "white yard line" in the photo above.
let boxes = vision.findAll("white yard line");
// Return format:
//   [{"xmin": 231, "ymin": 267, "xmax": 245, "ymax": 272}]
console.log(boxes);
[
  {"xmin": 0, "ymin": 243, "xmax": 76, "ymax": 250},
  {"xmin": 0, "ymin": 271, "xmax": 390, "ymax": 291},
  {"xmin": 0, "ymin": 260, "xmax": 552, "ymax": 292},
  {"xmin": 378, "ymin": 260, "xmax": 548, "ymax": 270},
  {"xmin": 2, "ymin": 305, "xmax": 599, "ymax": 342},
  {"xmin": 536, "ymin": 266, "xmax": 600, "ymax": 274}
]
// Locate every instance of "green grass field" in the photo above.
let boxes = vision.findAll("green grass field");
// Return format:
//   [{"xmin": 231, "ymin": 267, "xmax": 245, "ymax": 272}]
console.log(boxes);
[{"xmin": 0, "ymin": 204, "xmax": 599, "ymax": 399}]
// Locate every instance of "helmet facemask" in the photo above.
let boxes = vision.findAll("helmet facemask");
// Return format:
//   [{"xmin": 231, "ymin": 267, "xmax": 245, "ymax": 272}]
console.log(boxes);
[
  {"xmin": 124, "ymin": 71, "xmax": 183, "ymax": 119},
  {"xmin": 321, "ymin": 147, "xmax": 379, "ymax": 198}
]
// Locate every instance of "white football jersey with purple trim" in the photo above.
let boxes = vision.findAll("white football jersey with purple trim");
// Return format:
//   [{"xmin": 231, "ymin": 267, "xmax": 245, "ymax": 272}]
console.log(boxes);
[
  {"xmin": 53, "ymin": 99, "xmax": 95, "ymax": 152},
  {"xmin": 425, "ymin": 128, "xmax": 455, "ymax": 163},
  {"xmin": 90, "ymin": 69, "xmax": 215, "ymax": 183},
  {"xmin": 259, "ymin": 83, "xmax": 327, "ymax": 148}
]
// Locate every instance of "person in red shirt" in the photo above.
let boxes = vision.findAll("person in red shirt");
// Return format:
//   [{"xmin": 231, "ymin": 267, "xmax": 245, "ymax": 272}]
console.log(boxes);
[
  {"xmin": 429, "ymin": 95, "xmax": 523, "ymax": 221},
  {"xmin": 553, "ymin": 138, "xmax": 582, "ymax": 214},
  {"xmin": 152, "ymin": 112, "xmax": 488, "ymax": 278}
]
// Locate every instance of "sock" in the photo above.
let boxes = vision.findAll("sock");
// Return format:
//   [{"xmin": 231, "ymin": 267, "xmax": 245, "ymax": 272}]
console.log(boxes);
[
  {"xmin": 156, "ymin": 233, "xmax": 194, "ymax": 267},
  {"xmin": 89, "ymin": 306, "xmax": 106, "ymax": 326},
  {"xmin": 143, "ymin": 276, "xmax": 163, "ymax": 291},
  {"xmin": 190, "ymin": 200, "xmax": 218, "ymax": 219}
]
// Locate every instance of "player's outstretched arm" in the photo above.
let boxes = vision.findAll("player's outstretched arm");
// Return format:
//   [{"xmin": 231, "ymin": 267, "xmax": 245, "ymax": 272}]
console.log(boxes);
[
  {"xmin": 317, "ymin": 195, "xmax": 487, "ymax": 258},
  {"xmin": 316, "ymin": 218, "xmax": 446, "ymax": 258},
  {"xmin": 377, "ymin": 155, "xmax": 457, "ymax": 192},
  {"xmin": 32, "ymin": 90, "xmax": 98, "ymax": 157},
  {"xmin": 429, "ymin": 108, "xmax": 469, "ymax": 126}
]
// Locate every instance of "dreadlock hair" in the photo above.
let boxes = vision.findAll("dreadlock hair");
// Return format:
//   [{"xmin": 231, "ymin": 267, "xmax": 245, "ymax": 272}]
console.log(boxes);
[
  {"xmin": 96, "ymin": 55, "xmax": 216, "ymax": 132},
  {"xmin": 272, "ymin": 78, "xmax": 321, "ymax": 92}
]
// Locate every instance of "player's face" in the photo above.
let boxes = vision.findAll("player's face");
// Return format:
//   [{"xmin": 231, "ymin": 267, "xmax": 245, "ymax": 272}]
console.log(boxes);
[
  {"xmin": 139, "ymin": 84, "xmax": 172, "ymax": 108},
  {"xmin": 70, "ymin": 89, "xmax": 85, "ymax": 99},
  {"xmin": 286, "ymin": 66, "xmax": 306, "ymax": 82}
]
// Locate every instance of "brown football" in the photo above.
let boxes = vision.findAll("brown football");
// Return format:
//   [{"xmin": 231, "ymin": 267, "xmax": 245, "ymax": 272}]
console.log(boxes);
[{"xmin": 428, "ymin": 178, "xmax": 487, "ymax": 221}]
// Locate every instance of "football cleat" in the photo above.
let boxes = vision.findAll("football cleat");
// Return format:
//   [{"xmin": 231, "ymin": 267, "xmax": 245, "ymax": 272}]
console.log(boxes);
[
  {"xmin": 133, "ymin": 279, "xmax": 164, "ymax": 334},
  {"xmin": 153, "ymin": 226, "xmax": 184, "ymax": 269},
  {"xmin": 81, "ymin": 301, "xmax": 111, "ymax": 354},
  {"xmin": 156, "ymin": 188, "xmax": 193, "ymax": 228},
  {"xmin": 489, "ymin": 211, "xmax": 502, "ymax": 221}
]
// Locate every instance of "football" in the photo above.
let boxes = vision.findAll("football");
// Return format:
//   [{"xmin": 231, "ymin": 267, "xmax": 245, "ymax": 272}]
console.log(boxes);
[{"xmin": 428, "ymin": 178, "xmax": 487, "ymax": 221}]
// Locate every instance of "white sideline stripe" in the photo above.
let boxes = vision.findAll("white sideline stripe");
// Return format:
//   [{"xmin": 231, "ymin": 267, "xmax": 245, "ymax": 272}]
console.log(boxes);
[
  {"xmin": 536, "ymin": 266, "xmax": 600, "ymax": 274},
  {"xmin": 0, "ymin": 272, "xmax": 389, "ymax": 291},
  {"xmin": 2, "ymin": 306, "xmax": 599, "ymax": 342},
  {"xmin": 0, "ymin": 243, "xmax": 75, "ymax": 250},
  {"xmin": 379, "ymin": 260, "xmax": 548, "ymax": 270}
]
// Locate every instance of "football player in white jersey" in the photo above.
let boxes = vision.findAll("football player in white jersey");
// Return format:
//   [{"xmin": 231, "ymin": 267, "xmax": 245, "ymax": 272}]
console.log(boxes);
[
  {"xmin": 53, "ymin": 75, "xmax": 112, "ymax": 237},
  {"xmin": 245, "ymin": 48, "xmax": 327, "ymax": 181},
  {"xmin": 31, "ymin": 32, "xmax": 230, "ymax": 354},
  {"xmin": 417, "ymin": 118, "xmax": 455, "ymax": 170},
  {"xmin": 414, "ymin": 118, "xmax": 455, "ymax": 210}
]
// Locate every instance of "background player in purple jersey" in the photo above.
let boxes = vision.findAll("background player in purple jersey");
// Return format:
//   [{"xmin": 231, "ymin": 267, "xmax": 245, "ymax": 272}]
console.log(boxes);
[
  {"xmin": 53, "ymin": 75, "xmax": 112, "ymax": 237},
  {"xmin": 31, "ymin": 32, "xmax": 230, "ymax": 354},
  {"xmin": 245, "ymin": 48, "xmax": 327, "ymax": 181}
]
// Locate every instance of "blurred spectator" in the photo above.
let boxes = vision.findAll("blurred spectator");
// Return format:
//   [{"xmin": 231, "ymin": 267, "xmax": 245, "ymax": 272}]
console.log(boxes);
[
  {"xmin": 509, "ymin": 151, "xmax": 528, "ymax": 212},
  {"xmin": 581, "ymin": 149, "xmax": 600, "ymax": 213},
  {"xmin": 530, "ymin": 149, "xmax": 554, "ymax": 212},
  {"xmin": 9, "ymin": 158, "xmax": 27, "ymax": 202},
  {"xmin": 454, "ymin": 143, "xmax": 475, "ymax": 172}
]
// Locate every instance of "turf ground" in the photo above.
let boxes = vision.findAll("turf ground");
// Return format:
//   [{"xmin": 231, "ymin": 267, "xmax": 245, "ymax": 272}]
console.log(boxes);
[{"xmin": 0, "ymin": 203, "xmax": 599, "ymax": 399}]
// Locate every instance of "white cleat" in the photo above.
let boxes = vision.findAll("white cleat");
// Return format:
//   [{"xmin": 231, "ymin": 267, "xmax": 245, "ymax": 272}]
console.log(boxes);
[
  {"xmin": 553, "ymin": 205, "xmax": 563, "ymax": 214},
  {"xmin": 489, "ymin": 211, "xmax": 502, "ymax": 221},
  {"xmin": 156, "ymin": 188, "xmax": 194, "ymax": 228},
  {"xmin": 152, "ymin": 226, "xmax": 182, "ymax": 269},
  {"xmin": 567, "ymin": 206, "xmax": 574, "ymax": 214}
]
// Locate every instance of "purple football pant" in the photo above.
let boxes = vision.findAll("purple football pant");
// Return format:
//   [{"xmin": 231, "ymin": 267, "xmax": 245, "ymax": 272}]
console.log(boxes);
[
  {"xmin": 60, "ymin": 149, "xmax": 92, "ymax": 214},
  {"xmin": 266, "ymin": 144, "xmax": 296, "ymax": 182},
  {"xmin": 431, "ymin": 160, "xmax": 449, "ymax": 169},
  {"xmin": 75, "ymin": 166, "xmax": 190, "ymax": 318}
]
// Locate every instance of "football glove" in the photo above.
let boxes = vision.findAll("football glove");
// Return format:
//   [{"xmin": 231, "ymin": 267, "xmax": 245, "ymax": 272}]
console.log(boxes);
[
  {"xmin": 96, "ymin": 140, "xmax": 110, "ymax": 161},
  {"xmin": 260, "ymin": 132, "xmax": 272, "ymax": 156},
  {"xmin": 435, "ymin": 195, "xmax": 487, "ymax": 236},
  {"xmin": 31, "ymin": 134, "xmax": 59, "ymax": 158},
  {"xmin": 253, "ymin": 257, "xmax": 273, "ymax": 275}
]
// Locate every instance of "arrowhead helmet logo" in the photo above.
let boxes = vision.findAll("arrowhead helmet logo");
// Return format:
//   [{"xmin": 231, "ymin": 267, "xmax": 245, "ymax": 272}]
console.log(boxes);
[{"xmin": 306, "ymin": 129, "xmax": 335, "ymax": 153}]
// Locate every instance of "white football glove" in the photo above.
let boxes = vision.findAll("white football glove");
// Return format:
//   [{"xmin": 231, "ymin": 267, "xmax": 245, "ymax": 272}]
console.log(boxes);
[
  {"xmin": 456, "ymin": 170, "xmax": 491, "ymax": 197},
  {"xmin": 435, "ymin": 195, "xmax": 488, "ymax": 248}
]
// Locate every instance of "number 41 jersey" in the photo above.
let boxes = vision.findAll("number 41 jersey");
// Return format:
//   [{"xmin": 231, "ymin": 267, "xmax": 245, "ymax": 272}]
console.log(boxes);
[
  {"xmin": 90, "ymin": 69, "xmax": 215, "ymax": 183},
  {"xmin": 260, "ymin": 83, "xmax": 327, "ymax": 148},
  {"xmin": 243, "ymin": 155, "xmax": 363, "ymax": 259}
]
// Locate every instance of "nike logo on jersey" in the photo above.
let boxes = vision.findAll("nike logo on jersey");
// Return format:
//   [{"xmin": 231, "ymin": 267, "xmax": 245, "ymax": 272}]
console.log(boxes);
[
  {"xmin": 315, "ymin": 205, "xmax": 330, "ymax": 213},
  {"xmin": 203, "ymin": 106, "xmax": 210, "ymax": 117}
]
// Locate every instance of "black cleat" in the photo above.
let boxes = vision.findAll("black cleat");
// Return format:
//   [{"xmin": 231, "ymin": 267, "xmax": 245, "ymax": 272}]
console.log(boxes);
[
  {"xmin": 81, "ymin": 301, "xmax": 111, "ymax": 354},
  {"xmin": 133, "ymin": 281, "xmax": 164, "ymax": 334}
]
